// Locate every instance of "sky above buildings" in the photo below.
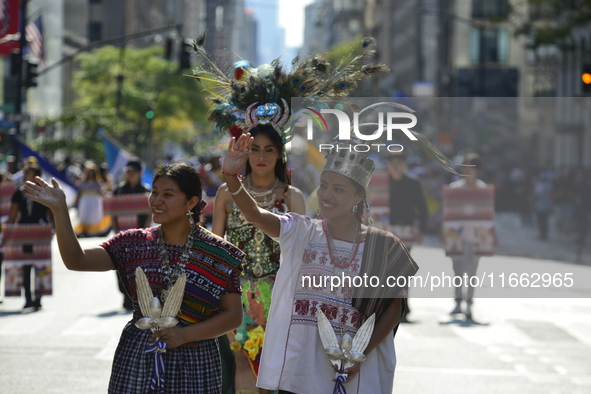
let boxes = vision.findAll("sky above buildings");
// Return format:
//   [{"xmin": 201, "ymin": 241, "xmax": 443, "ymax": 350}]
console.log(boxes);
[{"xmin": 278, "ymin": 0, "xmax": 314, "ymax": 48}]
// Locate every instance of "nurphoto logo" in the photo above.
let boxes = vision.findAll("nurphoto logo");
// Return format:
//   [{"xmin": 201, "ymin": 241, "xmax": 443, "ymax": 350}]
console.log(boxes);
[{"xmin": 302, "ymin": 107, "xmax": 417, "ymax": 153}]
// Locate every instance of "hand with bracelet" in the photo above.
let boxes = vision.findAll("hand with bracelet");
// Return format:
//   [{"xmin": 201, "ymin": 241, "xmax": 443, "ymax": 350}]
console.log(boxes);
[{"xmin": 222, "ymin": 133, "xmax": 254, "ymax": 195}]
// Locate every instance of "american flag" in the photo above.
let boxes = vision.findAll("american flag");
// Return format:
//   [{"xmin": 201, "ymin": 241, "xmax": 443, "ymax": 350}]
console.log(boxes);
[
  {"xmin": 26, "ymin": 15, "xmax": 46, "ymax": 67},
  {"xmin": 0, "ymin": 0, "xmax": 10, "ymax": 37}
]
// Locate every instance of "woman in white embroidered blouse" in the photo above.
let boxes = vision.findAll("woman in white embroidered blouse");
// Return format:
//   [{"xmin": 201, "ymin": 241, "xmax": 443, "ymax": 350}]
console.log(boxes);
[{"xmin": 222, "ymin": 133, "xmax": 410, "ymax": 394}]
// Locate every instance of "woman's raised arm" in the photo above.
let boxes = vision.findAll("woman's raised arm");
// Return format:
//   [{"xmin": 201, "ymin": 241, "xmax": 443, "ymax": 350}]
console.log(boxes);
[{"xmin": 24, "ymin": 177, "xmax": 115, "ymax": 272}]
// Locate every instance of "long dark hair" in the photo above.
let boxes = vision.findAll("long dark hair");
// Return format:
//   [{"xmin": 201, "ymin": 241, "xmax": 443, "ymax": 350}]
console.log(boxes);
[
  {"xmin": 244, "ymin": 125, "xmax": 290, "ymax": 185},
  {"xmin": 153, "ymin": 163, "xmax": 204, "ymax": 224}
]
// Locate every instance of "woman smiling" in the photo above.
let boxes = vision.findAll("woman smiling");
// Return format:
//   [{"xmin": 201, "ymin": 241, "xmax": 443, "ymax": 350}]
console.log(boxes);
[
  {"xmin": 23, "ymin": 163, "xmax": 245, "ymax": 394},
  {"xmin": 222, "ymin": 133, "xmax": 417, "ymax": 394}
]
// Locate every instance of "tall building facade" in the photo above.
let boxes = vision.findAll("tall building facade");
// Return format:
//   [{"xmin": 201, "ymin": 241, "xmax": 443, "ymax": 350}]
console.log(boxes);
[
  {"xmin": 299, "ymin": 0, "xmax": 569, "ymax": 165},
  {"xmin": 244, "ymin": 0, "xmax": 286, "ymax": 65},
  {"xmin": 62, "ymin": 0, "xmax": 256, "ymax": 105}
]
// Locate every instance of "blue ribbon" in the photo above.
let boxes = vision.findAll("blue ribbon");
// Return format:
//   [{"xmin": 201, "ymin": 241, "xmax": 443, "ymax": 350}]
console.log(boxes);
[
  {"xmin": 333, "ymin": 371, "xmax": 347, "ymax": 394},
  {"xmin": 145, "ymin": 340, "xmax": 167, "ymax": 393}
]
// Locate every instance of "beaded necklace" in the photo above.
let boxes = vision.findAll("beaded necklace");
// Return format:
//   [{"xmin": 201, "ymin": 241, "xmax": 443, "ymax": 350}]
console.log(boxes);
[
  {"xmin": 246, "ymin": 175, "xmax": 279, "ymax": 210},
  {"xmin": 157, "ymin": 225, "xmax": 194, "ymax": 302},
  {"xmin": 323, "ymin": 219, "xmax": 361, "ymax": 269}
]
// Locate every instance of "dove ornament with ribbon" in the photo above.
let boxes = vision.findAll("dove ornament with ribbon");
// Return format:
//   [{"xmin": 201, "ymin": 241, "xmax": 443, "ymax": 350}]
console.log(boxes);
[
  {"xmin": 317, "ymin": 309, "xmax": 376, "ymax": 394},
  {"xmin": 134, "ymin": 267, "xmax": 187, "ymax": 393}
]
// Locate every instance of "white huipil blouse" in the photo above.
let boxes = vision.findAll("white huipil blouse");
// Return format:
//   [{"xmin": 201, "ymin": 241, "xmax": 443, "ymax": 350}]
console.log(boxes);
[{"xmin": 257, "ymin": 213, "xmax": 396, "ymax": 394}]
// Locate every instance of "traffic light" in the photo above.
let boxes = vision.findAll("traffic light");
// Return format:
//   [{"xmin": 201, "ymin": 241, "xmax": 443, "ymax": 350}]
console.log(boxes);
[
  {"xmin": 146, "ymin": 101, "xmax": 155, "ymax": 120},
  {"xmin": 25, "ymin": 61, "xmax": 39, "ymax": 88},
  {"xmin": 179, "ymin": 41, "xmax": 192, "ymax": 71},
  {"xmin": 582, "ymin": 63, "xmax": 591, "ymax": 94}
]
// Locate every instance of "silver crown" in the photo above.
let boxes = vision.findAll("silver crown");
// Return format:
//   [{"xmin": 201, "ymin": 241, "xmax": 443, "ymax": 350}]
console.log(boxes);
[{"xmin": 323, "ymin": 143, "xmax": 375, "ymax": 191}]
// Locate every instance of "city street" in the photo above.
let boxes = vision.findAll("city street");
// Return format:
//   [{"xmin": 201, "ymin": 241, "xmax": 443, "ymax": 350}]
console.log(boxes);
[
  {"xmin": 1, "ymin": 214, "xmax": 591, "ymax": 393},
  {"xmin": 1, "ymin": 0, "xmax": 591, "ymax": 392}
]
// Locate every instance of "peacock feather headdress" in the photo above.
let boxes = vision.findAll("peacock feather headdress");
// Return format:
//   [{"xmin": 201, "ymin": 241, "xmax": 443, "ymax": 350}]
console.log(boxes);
[{"xmin": 190, "ymin": 32, "xmax": 389, "ymax": 143}]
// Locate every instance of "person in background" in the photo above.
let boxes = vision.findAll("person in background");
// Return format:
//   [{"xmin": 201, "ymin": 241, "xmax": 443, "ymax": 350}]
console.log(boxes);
[
  {"xmin": 534, "ymin": 171, "xmax": 553, "ymax": 241},
  {"xmin": 60, "ymin": 156, "xmax": 82, "ymax": 186},
  {"xmin": 202, "ymin": 156, "xmax": 224, "ymax": 198},
  {"xmin": 112, "ymin": 159, "xmax": 150, "ymax": 232},
  {"xmin": 76, "ymin": 161, "xmax": 111, "ymax": 237},
  {"xmin": 386, "ymin": 150, "xmax": 428, "ymax": 322},
  {"xmin": 112, "ymin": 158, "xmax": 150, "ymax": 311},
  {"xmin": 446, "ymin": 153, "xmax": 497, "ymax": 319},
  {"xmin": 99, "ymin": 162, "xmax": 113, "ymax": 193},
  {"xmin": 7, "ymin": 163, "xmax": 53, "ymax": 310}
]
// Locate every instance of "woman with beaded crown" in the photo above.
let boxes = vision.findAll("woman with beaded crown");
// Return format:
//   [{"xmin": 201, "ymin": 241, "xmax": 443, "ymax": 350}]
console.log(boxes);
[
  {"xmin": 222, "ymin": 131, "xmax": 420, "ymax": 393},
  {"xmin": 23, "ymin": 163, "xmax": 245, "ymax": 393}
]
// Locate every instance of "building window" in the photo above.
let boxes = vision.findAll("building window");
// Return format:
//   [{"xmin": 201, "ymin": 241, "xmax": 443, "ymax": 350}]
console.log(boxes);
[
  {"xmin": 472, "ymin": 0, "xmax": 508, "ymax": 19},
  {"xmin": 88, "ymin": 21, "xmax": 102, "ymax": 42},
  {"xmin": 527, "ymin": 45, "xmax": 559, "ymax": 96},
  {"xmin": 470, "ymin": 28, "xmax": 509, "ymax": 64}
]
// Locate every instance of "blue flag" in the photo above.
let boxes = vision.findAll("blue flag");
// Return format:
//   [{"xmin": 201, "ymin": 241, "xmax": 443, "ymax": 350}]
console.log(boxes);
[{"xmin": 99, "ymin": 130, "xmax": 153, "ymax": 188}]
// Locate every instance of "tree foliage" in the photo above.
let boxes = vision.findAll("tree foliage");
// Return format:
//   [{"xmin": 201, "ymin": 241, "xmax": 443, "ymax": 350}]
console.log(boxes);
[
  {"xmin": 508, "ymin": 0, "xmax": 591, "ymax": 48},
  {"xmin": 38, "ymin": 45, "xmax": 211, "ymax": 162}
]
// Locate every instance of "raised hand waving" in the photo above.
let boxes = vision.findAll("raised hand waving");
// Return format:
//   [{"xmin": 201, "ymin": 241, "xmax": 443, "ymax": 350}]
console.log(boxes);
[
  {"xmin": 222, "ymin": 133, "xmax": 253, "ymax": 176},
  {"xmin": 23, "ymin": 177, "xmax": 67, "ymax": 211}
]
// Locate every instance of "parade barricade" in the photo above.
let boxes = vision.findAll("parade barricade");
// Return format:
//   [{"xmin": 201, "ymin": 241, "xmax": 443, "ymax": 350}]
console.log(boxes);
[
  {"xmin": 103, "ymin": 193, "xmax": 150, "ymax": 232},
  {"xmin": 2, "ymin": 223, "xmax": 54, "ymax": 297},
  {"xmin": 369, "ymin": 206, "xmax": 421, "ymax": 246},
  {"xmin": 0, "ymin": 181, "xmax": 16, "ymax": 219},
  {"xmin": 442, "ymin": 185, "xmax": 495, "ymax": 256}
]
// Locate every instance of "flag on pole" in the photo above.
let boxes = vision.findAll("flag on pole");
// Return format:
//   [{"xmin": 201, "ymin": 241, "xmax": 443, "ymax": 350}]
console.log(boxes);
[
  {"xmin": 100, "ymin": 130, "xmax": 153, "ymax": 188},
  {"xmin": 13, "ymin": 135, "xmax": 79, "ymax": 207},
  {"xmin": 25, "ymin": 15, "xmax": 45, "ymax": 67}
]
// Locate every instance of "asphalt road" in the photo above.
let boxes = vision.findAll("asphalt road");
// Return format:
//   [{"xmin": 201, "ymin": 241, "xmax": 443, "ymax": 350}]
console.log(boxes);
[{"xmin": 1, "ymin": 227, "xmax": 591, "ymax": 393}]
